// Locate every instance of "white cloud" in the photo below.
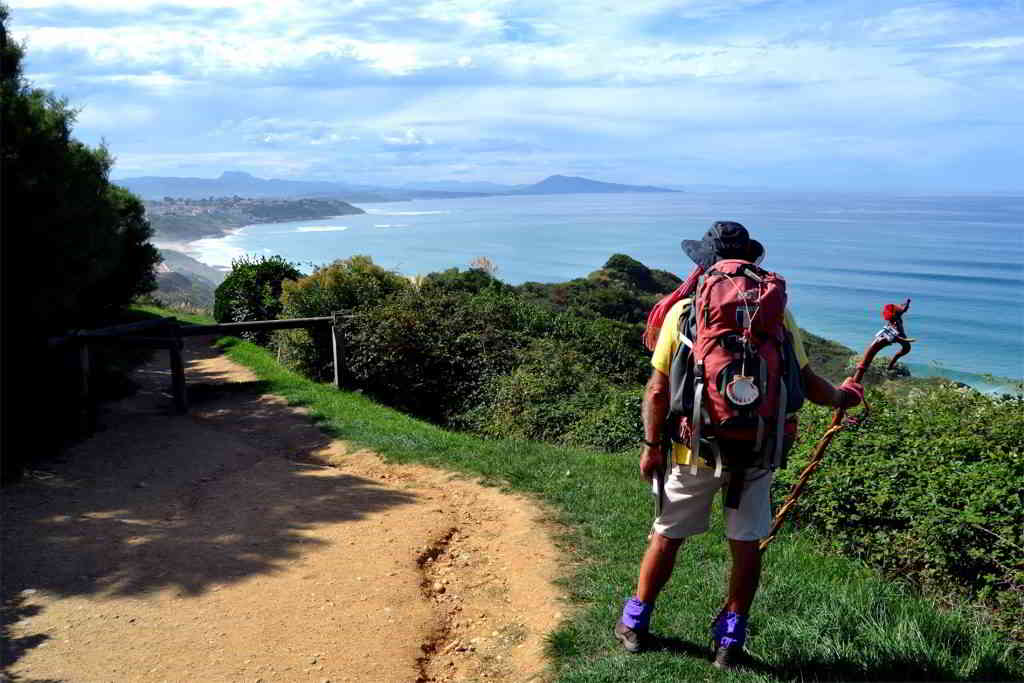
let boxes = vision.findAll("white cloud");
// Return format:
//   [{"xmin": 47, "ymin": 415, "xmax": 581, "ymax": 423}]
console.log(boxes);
[
  {"xmin": 76, "ymin": 102, "xmax": 156, "ymax": 128},
  {"xmin": 382, "ymin": 128, "xmax": 433, "ymax": 146},
  {"xmin": 948, "ymin": 36, "xmax": 1024, "ymax": 49},
  {"xmin": 8, "ymin": 0, "xmax": 1022, "ymax": 189}
]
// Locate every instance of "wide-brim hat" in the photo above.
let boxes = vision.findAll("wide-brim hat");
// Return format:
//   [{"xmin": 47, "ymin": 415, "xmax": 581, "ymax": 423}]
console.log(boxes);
[{"xmin": 681, "ymin": 220, "xmax": 764, "ymax": 269}]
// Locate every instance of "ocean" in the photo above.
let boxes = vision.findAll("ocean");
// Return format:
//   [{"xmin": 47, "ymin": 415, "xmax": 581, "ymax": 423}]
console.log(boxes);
[{"xmin": 187, "ymin": 191, "xmax": 1024, "ymax": 389}]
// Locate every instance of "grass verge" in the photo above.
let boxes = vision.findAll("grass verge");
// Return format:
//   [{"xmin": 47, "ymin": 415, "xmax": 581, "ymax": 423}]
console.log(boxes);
[{"xmin": 134, "ymin": 306, "xmax": 1022, "ymax": 681}]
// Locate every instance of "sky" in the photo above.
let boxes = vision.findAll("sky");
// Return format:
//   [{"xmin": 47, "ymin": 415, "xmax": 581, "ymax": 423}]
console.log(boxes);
[{"xmin": 7, "ymin": 0, "xmax": 1024, "ymax": 191}]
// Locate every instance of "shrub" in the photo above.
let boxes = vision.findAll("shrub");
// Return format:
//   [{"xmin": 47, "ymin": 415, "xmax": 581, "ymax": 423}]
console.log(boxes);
[
  {"xmin": 343, "ymin": 289, "xmax": 539, "ymax": 422},
  {"xmin": 272, "ymin": 256, "xmax": 651, "ymax": 433},
  {"xmin": 776, "ymin": 386, "xmax": 1024, "ymax": 641},
  {"xmin": 567, "ymin": 387, "xmax": 645, "ymax": 452},
  {"xmin": 419, "ymin": 266, "xmax": 510, "ymax": 297},
  {"xmin": 459, "ymin": 339, "xmax": 608, "ymax": 441},
  {"xmin": 461, "ymin": 338, "xmax": 645, "ymax": 452},
  {"xmin": 279, "ymin": 255, "xmax": 411, "ymax": 317},
  {"xmin": 213, "ymin": 255, "xmax": 302, "ymax": 343},
  {"xmin": 275, "ymin": 256, "xmax": 412, "ymax": 380}
]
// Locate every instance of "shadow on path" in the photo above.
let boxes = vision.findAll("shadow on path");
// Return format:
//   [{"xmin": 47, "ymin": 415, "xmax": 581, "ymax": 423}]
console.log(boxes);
[{"xmin": 2, "ymin": 335, "xmax": 417, "ymax": 675}]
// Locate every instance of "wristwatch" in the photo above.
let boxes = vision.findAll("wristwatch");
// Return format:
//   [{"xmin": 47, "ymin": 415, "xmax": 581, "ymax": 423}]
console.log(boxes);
[{"xmin": 642, "ymin": 439, "xmax": 661, "ymax": 447}]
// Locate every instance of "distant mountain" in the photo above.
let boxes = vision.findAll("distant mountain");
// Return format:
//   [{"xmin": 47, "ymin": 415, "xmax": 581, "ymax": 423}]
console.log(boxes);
[
  {"xmin": 116, "ymin": 171, "xmax": 679, "ymax": 201},
  {"xmin": 116, "ymin": 171, "xmax": 392, "ymax": 202},
  {"xmin": 512, "ymin": 175, "xmax": 678, "ymax": 195}
]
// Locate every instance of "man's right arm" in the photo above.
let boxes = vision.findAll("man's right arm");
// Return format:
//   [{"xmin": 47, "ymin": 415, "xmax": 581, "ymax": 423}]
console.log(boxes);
[
  {"xmin": 801, "ymin": 365, "xmax": 862, "ymax": 409},
  {"xmin": 640, "ymin": 369, "xmax": 670, "ymax": 479}
]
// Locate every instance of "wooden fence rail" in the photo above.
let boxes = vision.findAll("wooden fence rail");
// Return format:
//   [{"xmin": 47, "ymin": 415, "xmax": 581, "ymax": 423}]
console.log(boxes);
[
  {"xmin": 177, "ymin": 316, "xmax": 336, "ymax": 336},
  {"xmin": 52, "ymin": 313, "xmax": 349, "ymax": 434}
]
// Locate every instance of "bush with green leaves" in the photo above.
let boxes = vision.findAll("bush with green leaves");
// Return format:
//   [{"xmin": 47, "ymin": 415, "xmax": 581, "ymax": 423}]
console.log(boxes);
[
  {"xmin": 776, "ymin": 385, "xmax": 1024, "ymax": 641},
  {"xmin": 342, "ymin": 289, "xmax": 552, "ymax": 422},
  {"xmin": 517, "ymin": 253, "xmax": 681, "ymax": 324},
  {"xmin": 274, "ymin": 256, "xmax": 412, "ymax": 380},
  {"xmin": 419, "ymin": 266, "xmax": 511, "ymax": 297},
  {"xmin": 213, "ymin": 255, "xmax": 303, "ymax": 343},
  {"xmin": 273, "ymin": 256, "xmax": 650, "ymax": 428},
  {"xmin": 459, "ymin": 339, "xmax": 610, "ymax": 442},
  {"xmin": 461, "ymin": 338, "xmax": 645, "ymax": 451},
  {"xmin": 566, "ymin": 387, "xmax": 645, "ymax": 452}
]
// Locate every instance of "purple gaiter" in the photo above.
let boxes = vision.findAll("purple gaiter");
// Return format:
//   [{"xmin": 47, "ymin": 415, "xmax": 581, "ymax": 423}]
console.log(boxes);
[
  {"xmin": 620, "ymin": 597, "xmax": 653, "ymax": 630},
  {"xmin": 720, "ymin": 612, "xmax": 748, "ymax": 649}
]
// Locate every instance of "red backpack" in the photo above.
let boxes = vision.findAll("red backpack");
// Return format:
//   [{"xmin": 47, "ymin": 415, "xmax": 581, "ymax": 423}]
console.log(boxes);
[{"xmin": 666, "ymin": 259, "xmax": 804, "ymax": 506}]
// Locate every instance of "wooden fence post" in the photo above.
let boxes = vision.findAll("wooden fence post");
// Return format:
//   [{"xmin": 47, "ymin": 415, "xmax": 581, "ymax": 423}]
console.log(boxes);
[
  {"xmin": 76, "ymin": 335, "xmax": 96, "ymax": 436},
  {"xmin": 331, "ymin": 312, "xmax": 344, "ymax": 390},
  {"xmin": 168, "ymin": 322, "xmax": 188, "ymax": 414}
]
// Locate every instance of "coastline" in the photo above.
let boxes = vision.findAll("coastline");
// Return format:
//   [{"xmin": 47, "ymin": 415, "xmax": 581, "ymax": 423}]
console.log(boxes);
[
  {"xmin": 152, "ymin": 226, "xmax": 246, "ymax": 257},
  {"xmin": 151, "ymin": 212, "xmax": 366, "ymax": 255},
  {"xmin": 151, "ymin": 228, "xmax": 1021, "ymax": 395},
  {"xmin": 147, "ymin": 192, "xmax": 1022, "ymax": 394}
]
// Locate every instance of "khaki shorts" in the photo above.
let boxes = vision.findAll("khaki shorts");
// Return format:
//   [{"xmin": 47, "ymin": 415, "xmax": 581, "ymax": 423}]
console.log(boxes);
[{"xmin": 651, "ymin": 465, "xmax": 774, "ymax": 541}]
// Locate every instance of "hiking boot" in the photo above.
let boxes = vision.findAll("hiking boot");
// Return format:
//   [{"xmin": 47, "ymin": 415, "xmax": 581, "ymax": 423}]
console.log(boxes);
[
  {"xmin": 712, "ymin": 643, "xmax": 744, "ymax": 670},
  {"xmin": 614, "ymin": 620, "xmax": 649, "ymax": 653}
]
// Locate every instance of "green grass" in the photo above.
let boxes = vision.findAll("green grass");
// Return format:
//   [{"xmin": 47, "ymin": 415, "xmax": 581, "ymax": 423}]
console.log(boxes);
[
  {"xmin": 133, "ymin": 304, "xmax": 1022, "ymax": 681},
  {"xmin": 131, "ymin": 303, "xmax": 216, "ymax": 326}
]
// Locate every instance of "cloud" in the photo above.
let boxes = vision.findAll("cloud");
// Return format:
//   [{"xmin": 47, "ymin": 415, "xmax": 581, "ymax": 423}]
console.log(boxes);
[{"xmin": 7, "ymin": 0, "xmax": 1023, "ymax": 190}]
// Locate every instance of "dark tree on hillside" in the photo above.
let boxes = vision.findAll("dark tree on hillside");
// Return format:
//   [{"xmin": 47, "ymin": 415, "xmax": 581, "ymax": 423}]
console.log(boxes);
[
  {"xmin": 213, "ymin": 255, "xmax": 303, "ymax": 345},
  {"xmin": 1, "ymin": 5, "xmax": 161, "ymax": 482}
]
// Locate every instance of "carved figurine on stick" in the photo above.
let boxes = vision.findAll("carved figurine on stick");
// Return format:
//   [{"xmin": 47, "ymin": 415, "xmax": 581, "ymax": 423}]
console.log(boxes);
[{"xmin": 876, "ymin": 298, "xmax": 915, "ymax": 374}]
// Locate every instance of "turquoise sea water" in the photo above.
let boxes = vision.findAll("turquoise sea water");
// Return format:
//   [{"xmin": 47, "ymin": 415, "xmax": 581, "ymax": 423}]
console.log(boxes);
[{"xmin": 188, "ymin": 191, "xmax": 1024, "ymax": 386}]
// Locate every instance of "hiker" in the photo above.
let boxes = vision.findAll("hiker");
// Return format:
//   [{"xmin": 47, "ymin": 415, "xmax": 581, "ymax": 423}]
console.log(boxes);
[
  {"xmin": 615, "ymin": 221, "xmax": 865, "ymax": 669},
  {"xmin": 876, "ymin": 299, "xmax": 914, "ymax": 373}
]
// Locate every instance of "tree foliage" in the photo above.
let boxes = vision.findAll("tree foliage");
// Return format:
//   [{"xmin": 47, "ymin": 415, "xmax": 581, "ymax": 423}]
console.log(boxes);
[
  {"xmin": 2, "ymin": 6, "xmax": 161, "ymax": 480},
  {"xmin": 274, "ymin": 256, "xmax": 413, "ymax": 380},
  {"xmin": 2, "ymin": 8, "xmax": 160, "ymax": 334},
  {"xmin": 213, "ymin": 255, "xmax": 302, "ymax": 343}
]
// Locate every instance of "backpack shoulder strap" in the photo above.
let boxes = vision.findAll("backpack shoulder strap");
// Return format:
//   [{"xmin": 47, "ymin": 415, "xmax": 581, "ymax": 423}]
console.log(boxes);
[{"xmin": 677, "ymin": 298, "xmax": 696, "ymax": 348}]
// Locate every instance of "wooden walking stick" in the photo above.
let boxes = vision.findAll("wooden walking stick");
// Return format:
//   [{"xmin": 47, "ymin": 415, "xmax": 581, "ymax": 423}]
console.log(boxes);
[{"xmin": 759, "ymin": 309, "xmax": 914, "ymax": 552}]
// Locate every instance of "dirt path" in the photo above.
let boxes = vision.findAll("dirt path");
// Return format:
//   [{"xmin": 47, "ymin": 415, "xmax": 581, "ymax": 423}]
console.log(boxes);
[{"xmin": 2, "ymin": 337, "xmax": 566, "ymax": 682}]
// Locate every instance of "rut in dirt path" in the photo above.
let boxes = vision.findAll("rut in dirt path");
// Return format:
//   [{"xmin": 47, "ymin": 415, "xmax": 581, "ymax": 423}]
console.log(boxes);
[{"xmin": 2, "ymin": 335, "xmax": 565, "ymax": 683}]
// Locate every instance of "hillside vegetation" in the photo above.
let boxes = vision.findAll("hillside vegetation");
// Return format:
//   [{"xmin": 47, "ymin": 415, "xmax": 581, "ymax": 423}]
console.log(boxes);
[
  {"xmin": 204, "ymin": 252, "xmax": 1023, "ymax": 648},
  {"xmin": 132, "ymin": 297, "xmax": 1023, "ymax": 679},
  {"xmin": 146, "ymin": 196, "xmax": 365, "ymax": 242}
]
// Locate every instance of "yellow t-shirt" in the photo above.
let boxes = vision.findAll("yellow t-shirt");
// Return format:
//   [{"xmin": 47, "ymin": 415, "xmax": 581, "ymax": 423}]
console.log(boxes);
[{"xmin": 651, "ymin": 298, "xmax": 810, "ymax": 466}]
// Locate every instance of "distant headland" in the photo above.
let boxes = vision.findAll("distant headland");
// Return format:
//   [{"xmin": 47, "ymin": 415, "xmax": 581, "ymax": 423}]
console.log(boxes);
[{"xmin": 117, "ymin": 171, "xmax": 680, "ymax": 202}]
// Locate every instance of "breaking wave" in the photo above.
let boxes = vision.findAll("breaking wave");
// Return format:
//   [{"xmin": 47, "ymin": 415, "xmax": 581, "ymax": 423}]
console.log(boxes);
[{"xmin": 366, "ymin": 209, "xmax": 450, "ymax": 216}]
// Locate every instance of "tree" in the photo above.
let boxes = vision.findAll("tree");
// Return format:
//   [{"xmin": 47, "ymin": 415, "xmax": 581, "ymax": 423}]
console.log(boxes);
[
  {"xmin": 213, "ymin": 255, "xmax": 302, "ymax": 344},
  {"xmin": 1, "ymin": 5, "xmax": 161, "ymax": 481}
]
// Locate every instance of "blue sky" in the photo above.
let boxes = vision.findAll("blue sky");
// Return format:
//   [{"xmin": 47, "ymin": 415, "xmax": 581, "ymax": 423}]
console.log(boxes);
[{"xmin": 8, "ymin": 0, "xmax": 1024, "ymax": 191}]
